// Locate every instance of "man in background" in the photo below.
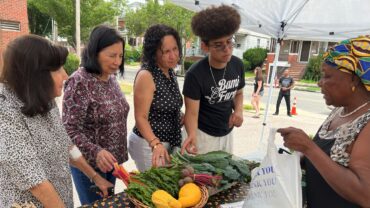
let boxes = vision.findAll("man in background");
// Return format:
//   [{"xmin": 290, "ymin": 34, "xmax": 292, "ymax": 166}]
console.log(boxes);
[{"xmin": 273, "ymin": 69, "xmax": 295, "ymax": 116}]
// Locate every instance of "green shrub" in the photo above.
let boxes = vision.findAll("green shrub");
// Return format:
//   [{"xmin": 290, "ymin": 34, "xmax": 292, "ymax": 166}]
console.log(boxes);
[
  {"xmin": 242, "ymin": 60, "xmax": 251, "ymax": 71},
  {"xmin": 184, "ymin": 60, "xmax": 195, "ymax": 71},
  {"xmin": 125, "ymin": 45, "xmax": 142, "ymax": 63},
  {"xmin": 64, "ymin": 53, "xmax": 80, "ymax": 75},
  {"xmin": 303, "ymin": 53, "xmax": 324, "ymax": 81},
  {"xmin": 243, "ymin": 47, "xmax": 268, "ymax": 70}
]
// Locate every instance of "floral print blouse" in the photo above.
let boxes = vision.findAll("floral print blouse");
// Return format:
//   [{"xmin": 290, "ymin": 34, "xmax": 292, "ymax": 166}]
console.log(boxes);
[{"xmin": 62, "ymin": 68, "xmax": 130, "ymax": 169}]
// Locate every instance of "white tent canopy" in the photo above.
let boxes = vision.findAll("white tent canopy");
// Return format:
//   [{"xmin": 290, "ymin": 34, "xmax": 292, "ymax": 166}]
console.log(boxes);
[
  {"xmin": 170, "ymin": 0, "xmax": 370, "ymax": 159},
  {"xmin": 171, "ymin": 0, "xmax": 370, "ymax": 41}
]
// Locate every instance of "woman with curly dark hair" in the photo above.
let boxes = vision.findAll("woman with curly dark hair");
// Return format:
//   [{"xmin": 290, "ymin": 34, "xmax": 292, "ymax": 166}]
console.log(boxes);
[
  {"xmin": 128, "ymin": 24, "xmax": 183, "ymax": 171},
  {"xmin": 182, "ymin": 5, "xmax": 245, "ymax": 155}
]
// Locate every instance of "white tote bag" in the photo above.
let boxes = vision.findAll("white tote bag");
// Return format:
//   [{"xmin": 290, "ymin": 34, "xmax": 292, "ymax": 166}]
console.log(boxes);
[{"xmin": 243, "ymin": 128, "xmax": 302, "ymax": 208}]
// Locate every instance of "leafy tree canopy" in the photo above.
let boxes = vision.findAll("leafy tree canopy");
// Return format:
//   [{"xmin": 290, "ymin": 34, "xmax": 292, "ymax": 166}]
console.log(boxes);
[
  {"xmin": 28, "ymin": 0, "xmax": 126, "ymax": 48},
  {"xmin": 124, "ymin": 0, "xmax": 194, "ymax": 73},
  {"xmin": 125, "ymin": 0, "xmax": 193, "ymax": 40},
  {"xmin": 28, "ymin": 1, "xmax": 52, "ymax": 36}
]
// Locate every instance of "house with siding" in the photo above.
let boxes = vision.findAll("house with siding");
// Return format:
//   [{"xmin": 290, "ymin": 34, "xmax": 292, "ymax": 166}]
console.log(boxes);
[
  {"xmin": 188, "ymin": 28, "xmax": 271, "ymax": 63},
  {"xmin": 265, "ymin": 39, "xmax": 337, "ymax": 81}
]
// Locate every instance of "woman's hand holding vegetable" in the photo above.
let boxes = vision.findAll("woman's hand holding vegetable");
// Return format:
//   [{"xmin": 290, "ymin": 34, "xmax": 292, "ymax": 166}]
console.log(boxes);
[{"xmin": 96, "ymin": 149, "xmax": 117, "ymax": 173}]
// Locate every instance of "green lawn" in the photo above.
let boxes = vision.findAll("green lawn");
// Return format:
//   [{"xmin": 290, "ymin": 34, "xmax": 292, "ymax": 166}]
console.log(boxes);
[
  {"xmin": 244, "ymin": 71, "xmax": 255, "ymax": 78},
  {"xmin": 125, "ymin": 61, "xmax": 141, "ymax": 67},
  {"xmin": 243, "ymin": 103, "xmax": 264, "ymax": 111},
  {"xmin": 299, "ymin": 79, "xmax": 318, "ymax": 84},
  {"xmin": 305, "ymin": 86, "xmax": 321, "ymax": 92},
  {"xmin": 119, "ymin": 82, "xmax": 133, "ymax": 95}
]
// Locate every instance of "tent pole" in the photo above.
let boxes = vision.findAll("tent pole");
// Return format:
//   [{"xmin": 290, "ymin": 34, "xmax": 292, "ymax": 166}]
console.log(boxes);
[{"xmin": 258, "ymin": 39, "xmax": 281, "ymax": 144}]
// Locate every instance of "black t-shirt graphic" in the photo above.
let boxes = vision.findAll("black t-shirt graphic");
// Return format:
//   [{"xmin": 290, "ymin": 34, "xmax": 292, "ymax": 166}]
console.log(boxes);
[
  {"xmin": 279, "ymin": 76, "xmax": 294, "ymax": 95},
  {"xmin": 183, "ymin": 56, "xmax": 245, "ymax": 137}
]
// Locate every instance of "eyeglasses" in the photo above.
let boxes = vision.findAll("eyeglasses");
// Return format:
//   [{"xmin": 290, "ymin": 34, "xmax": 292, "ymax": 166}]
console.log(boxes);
[{"xmin": 209, "ymin": 41, "xmax": 236, "ymax": 51}]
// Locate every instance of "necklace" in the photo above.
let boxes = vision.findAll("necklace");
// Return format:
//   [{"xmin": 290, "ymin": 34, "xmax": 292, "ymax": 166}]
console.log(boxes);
[
  {"xmin": 209, "ymin": 64, "xmax": 227, "ymax": 89},
  {"xmin": 339, "ymin": 101, "xmax": 370, "ymax": 118}
]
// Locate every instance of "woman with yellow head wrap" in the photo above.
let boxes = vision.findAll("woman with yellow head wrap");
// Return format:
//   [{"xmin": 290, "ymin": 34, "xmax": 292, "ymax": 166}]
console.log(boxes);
[{"xmin": 277, "ymin": 36, "xmax": 370, "ymax": 207}]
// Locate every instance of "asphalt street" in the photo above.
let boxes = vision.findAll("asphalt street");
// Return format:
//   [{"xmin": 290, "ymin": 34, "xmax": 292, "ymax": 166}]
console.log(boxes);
[{"xmin": 121, "ymin": 66, "xmax": 331, "ymax": 116}]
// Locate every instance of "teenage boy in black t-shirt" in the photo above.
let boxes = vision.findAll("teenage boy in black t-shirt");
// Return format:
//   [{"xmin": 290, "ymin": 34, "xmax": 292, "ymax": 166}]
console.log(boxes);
[{"xmin": 181, "ymin": 5, "xmax": 245, "ymax": 154}]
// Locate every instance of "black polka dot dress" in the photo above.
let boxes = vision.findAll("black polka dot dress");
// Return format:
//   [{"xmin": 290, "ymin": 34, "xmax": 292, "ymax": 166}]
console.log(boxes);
[{"xmin": 133, "ymin": 66, "xmax": 183, "ymax": 148}]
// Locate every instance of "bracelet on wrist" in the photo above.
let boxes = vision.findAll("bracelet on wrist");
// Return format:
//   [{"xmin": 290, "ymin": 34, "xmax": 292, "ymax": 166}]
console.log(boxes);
[
  {"xmin": 148, "ymin": 137, "xmax": 159, "ymax": 147},
  {"xmin": 90, "ymin": 172, "xmax": 98, "ymax": 183},
  {"xmin": 151, "ymin": 142, "xmax": 162, "ymax": 151}
]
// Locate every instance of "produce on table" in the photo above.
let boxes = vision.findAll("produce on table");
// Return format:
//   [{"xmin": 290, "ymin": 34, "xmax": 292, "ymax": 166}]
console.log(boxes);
[
  {"xmin": 114, "ymin": 151, "xmax": 260, "ymax": 207},
  {"xmin": 178, "ymin": 165, "xmax": 222, "ymax": 187},
  {"xmin": 115, "ymin": 164, "xmax": 181, "ymax": 207},
  {"xmin": 151, "ymin": 190, "xmax": 182, "ymax": 208},
  {"xmin": 113, "ymin": 163, "xmax": 131, "ymax": 186},
  {"xmin": 178, "ymin": 183, "xmax": 202, "ymax": 208},
  {"xmin": 172, "ymin": 150, "xmax": 259, "ymax": 194}
]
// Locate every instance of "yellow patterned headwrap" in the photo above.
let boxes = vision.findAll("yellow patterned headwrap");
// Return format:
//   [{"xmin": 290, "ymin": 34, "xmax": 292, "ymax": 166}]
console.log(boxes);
[{"xmin": 323, "ymin": 36, "xmax": 370, "ymax": 91}]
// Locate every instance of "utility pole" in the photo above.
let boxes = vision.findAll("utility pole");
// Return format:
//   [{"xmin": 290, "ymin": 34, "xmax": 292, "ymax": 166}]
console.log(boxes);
[
  {"xmin": 51, "ymin": 19, "xmax": 58, "ymax": 43},
  {"xmin": 76, "ymin": 0, "xmax": 81, "ymax": 58}
]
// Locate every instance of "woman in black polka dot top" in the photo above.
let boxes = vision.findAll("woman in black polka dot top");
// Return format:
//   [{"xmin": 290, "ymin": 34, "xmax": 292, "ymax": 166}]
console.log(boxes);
[{"xmin": 128, "ymin": 24, "xmax": 183, "ymax": 171}]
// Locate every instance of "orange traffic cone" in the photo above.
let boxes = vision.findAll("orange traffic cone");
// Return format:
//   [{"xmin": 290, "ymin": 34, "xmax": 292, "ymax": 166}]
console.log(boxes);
[{"xmin": 291, "ymin": 97, "xmax": 297, "ymax": 115}]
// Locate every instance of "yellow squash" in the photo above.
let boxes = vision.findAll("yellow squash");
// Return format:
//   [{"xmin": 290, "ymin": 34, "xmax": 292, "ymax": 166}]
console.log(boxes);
[
  {"xmin": 178, "ymin": 183, "xmax": 202, "ymax": 208},
  {"xmin": 152, "ymin": 190, "xmax": 182, "ymax": 208}
]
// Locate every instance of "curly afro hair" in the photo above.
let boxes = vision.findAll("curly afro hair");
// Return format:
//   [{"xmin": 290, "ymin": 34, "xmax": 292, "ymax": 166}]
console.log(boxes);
[
  {"xmin": 142, "ymin": 24, "xmax": 182, "ymax": 70},
  {"xmin": 191, "ymin": 5, "xmax": 241, "ymax": 43}
]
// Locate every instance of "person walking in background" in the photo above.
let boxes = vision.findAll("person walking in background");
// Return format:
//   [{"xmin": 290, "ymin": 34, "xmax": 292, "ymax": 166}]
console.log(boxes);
[
  {"xmin": 182, "ymin": 5, "xmax": 245, "ymax": 155},
  {"xmin": 273, "ymin": 69, "xmax": 295, "ymax": 116},
  {"xmin": 278, "ymin": 36, "xmax": 370, "ymax": 207},
  {"xmin": 0, "ymin": 35, "xmax": 112, "ymax": 208},
  {"xmin": 128, "ymin": 24, "xmax": 183, "ymax": 172},
  {"xmin": 62, "ymin": 25, "xmax": 129, "ymax": 205},
  {"xmin": 251, "ymin": 66, "xmax": 264, "ymax": 118}
]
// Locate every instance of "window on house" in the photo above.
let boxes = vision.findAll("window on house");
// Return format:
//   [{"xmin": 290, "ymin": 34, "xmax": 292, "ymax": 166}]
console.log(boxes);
[
  {"xmin": 257, "ymin": 39, "xmax": 260, "ymax": 47},
  {"xmin": 0, "ymin": 20, "xmax": 21, "ymax": 31},
  {"xmin": 318, "ymin": 42, "xmax": 327, "ymax": 54},
  {"xmin": 311, "ymin": 41, "xmax": 319, "ymax": 54},
  {"xmin": 290, "ymin": 41, "xmax": 299, "ymax": 53}
]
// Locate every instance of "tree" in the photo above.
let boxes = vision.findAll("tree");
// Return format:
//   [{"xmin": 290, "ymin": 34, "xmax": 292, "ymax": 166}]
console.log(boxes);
[
  {"xmin": 28, "ymin": 1, "xmax": 52, "ymax": 36},
  {"xmin": 243, "ymin": 48, "xmax": 268, "ymax": 71},
  {"xmin": 160, "ymin": 3, "xmax": 194, "ymax": 74},
  {"xmin": 125, "ymin": 0, "xmax": 194, "ymax": 74},
  {"xmin": 28, "ymin": 0, "xmax": 124, "ymax": 48},
  {"xmin": 303, "ymin": 53, "xmax": 323, "ymax": 81}
]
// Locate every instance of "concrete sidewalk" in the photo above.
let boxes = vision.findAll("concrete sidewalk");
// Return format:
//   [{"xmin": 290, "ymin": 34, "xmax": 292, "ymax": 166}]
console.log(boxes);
[{"xmin": 56, "ymin": 89, "xmax": 326, "ymax": 207}]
